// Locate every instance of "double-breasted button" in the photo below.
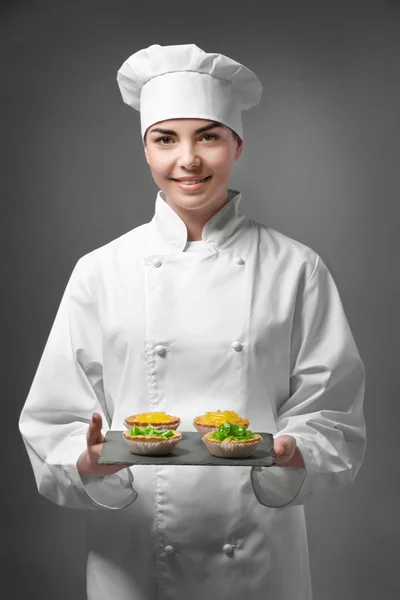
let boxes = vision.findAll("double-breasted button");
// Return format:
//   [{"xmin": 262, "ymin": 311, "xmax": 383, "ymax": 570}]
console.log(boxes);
[
  {"xmin": 235, "ymin": 257, "xmax": 245, "ymax": 265},
  {"xmin": 164, "ymin": 545, "xmax": 175, "ymax": 555},
  {"xmin": 232, "ymin": 341, "xmax": 243, "ymax": 352},
  {"xmin": 152, "ymin": 258, "xmax": 162, "ymax": 268},
  {"xmin": 223, "ymin": 543, "xmax": 234, "ymax": 555},
  {"xmin": 154, "ymin": 345, "xmax": 166, "ymax": 356}
]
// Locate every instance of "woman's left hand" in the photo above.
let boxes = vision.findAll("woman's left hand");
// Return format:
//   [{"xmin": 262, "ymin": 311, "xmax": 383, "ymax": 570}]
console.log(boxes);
[{"xmin": 274, "ymin": 435, "xmax": 305, "ymax": 468}]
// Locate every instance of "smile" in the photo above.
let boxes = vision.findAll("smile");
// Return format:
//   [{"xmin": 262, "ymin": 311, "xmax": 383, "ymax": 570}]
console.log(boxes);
[
  {"xmin": 170, "ymin": 176, "xmax": 212, "ymax": 191},
  {"xmin": 171, "ymin": 176, "xmax": 212, "ymax": 185}
]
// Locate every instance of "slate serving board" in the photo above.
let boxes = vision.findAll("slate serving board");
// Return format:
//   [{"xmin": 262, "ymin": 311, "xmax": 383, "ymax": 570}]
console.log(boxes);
[{"xmin": 99, "ymin": 431, "xmax": 276, "ymax": 467}]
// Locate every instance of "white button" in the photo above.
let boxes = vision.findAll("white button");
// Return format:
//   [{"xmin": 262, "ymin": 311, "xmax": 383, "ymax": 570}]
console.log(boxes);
[
  {"xmin": 232, "ymin": 341, "xmax": 243, "ymax": 352},
  {"xmin": 152, "ymin": 258, "xmax": 162, "ymax": 268},
  {"xmin": 154, "ymin": 345, "xmax": 166, "ymax": 356},
  {"xmin": 223, "ymin": 543, "xmax": 233, "ymax": 554},
  {"xmin": 235, "ymin": 257, "xmax": 245, "ymax": 265},
  {"xmin": 164, "ymin": 545, "xmax": 175, "ymax": 555}
]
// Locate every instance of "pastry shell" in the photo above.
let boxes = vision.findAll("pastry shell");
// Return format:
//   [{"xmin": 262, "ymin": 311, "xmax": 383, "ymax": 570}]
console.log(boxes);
[
  {"xmin": 124, "ymin": 414, "xmax": 181, "ymax": 431},
  {"xmin": 202, "ymin": 432, "xmax": 263, "ymax": 458},
  {"xmin": 193, "ymin": 416, "xmax": 249, "ymax": 437},
  {"xmin": 122, "ymin": 430, "xmax": 182, "ymax": 455}
]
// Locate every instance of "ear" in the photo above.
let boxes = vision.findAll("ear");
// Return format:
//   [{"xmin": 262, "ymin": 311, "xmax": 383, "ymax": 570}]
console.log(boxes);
[
  {"xmin": 144, "ymin": 144, "xmax": 150, "ymax": 165},
  {"xmin": 234, "ymin": 138, "xmax": 243, "ymax": 161}
]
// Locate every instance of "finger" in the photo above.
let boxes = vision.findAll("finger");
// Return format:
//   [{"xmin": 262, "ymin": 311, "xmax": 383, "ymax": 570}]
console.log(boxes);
[
  {"xmin": 273, "ymin": 441, "xmax": 285, "ymax": 456},
  {"xmin": 92, "ymin": 412, "xmax": 102, "ymax": 430},
  {"xmin": 274, "ymin": 435, "xmax": 296, "ymax": 456},
  {"xmin": 87, "ymin": 413, "xmax": 104, "ymax": 447},
  {"xmin": 274, "ymin": 447, "xmax": 292, "ymax": 466}
]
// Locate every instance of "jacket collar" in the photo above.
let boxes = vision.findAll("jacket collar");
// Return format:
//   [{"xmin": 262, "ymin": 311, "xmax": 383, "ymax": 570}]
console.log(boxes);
[{"xmin": 149, "ymin": 188, "xmax": 247, "ymax": 254}]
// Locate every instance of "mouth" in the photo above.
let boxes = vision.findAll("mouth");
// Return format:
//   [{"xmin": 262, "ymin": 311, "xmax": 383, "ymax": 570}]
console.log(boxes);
[
  {"xmin": 170, "ymin": 175, "xmax": 212, "ymax": 191},
  {"xmin": 170, "ymin": 175, "xmax": 212, "ymax": 185}
]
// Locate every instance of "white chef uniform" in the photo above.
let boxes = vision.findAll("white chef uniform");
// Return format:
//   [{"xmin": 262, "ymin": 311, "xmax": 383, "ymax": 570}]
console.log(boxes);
[{"xmin": 19, "ymin": 44, "xmax": 366, "ymax": 600}]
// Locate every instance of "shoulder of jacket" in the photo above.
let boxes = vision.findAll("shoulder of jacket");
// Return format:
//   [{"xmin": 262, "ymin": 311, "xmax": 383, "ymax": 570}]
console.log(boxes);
[
  {"xmin": 74, "ymin": 222, "xmax": 150, "ymax": 270},
  {"xmin": 251, "ymin": 220, "xmax": 320, "ymax": 271},
  {"xmin": 65, "ymin": 223, "xmax": 150, "ymax": 295}
]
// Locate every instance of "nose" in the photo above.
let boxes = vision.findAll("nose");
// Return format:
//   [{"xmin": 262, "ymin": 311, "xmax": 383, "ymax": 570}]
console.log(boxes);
[{"xmin": 177, "ymin": 141, "xmax": 200, "ymax": 170}]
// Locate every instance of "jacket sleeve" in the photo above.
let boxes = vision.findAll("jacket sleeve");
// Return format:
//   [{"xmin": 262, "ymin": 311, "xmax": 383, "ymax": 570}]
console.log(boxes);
[
  {"xmin": 19, "ymin": 258, "xmax": 138, "ymax": 510},
  {"xmin": 251, "ymin": 254, "xmax": 366, "ymax": 508}
]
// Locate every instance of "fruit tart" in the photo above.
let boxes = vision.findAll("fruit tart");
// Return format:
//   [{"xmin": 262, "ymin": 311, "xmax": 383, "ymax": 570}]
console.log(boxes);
[
  {"xmin": 202, "ymin": 422, "xmax": 262, "ymax": 458},
  {"xmin": 124, "ymin": 411, "xmax": 180, "ymax": 431},
  {"xmin": 193, "ymin": 409, "xmax": 249, "ymax": 437},
  {"xmin": 122, "ymin": 425, "xmax": 182, "ymax": 455}
]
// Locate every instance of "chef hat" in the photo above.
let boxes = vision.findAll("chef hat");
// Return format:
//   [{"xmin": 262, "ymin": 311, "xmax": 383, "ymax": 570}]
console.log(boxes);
[{"xmin": 117, "ymin": 43, "xmax": 263, "ymax": 140}]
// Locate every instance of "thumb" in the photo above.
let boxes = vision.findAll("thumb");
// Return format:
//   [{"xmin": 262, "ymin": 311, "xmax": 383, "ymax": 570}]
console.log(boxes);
[
  {"xmin": 87, "ymin": 412, "xmax": 104, "ymax": 447},
  {"xmin": 273, "ymin": 439, "xmax": 285, "ymax": 456}
]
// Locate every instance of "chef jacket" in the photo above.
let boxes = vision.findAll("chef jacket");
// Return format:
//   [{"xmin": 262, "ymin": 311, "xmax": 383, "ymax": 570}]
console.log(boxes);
[{"xmin": 19, "ymin": 188, "xmax": 366, "ymax": 600}]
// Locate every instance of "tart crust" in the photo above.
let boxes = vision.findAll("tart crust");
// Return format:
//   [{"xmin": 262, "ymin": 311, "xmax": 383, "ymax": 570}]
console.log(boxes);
[
  {"xmin": 193, "ymin": 415, "xmax": 249, "ymax": 437},
  {"xmin": 202, "ymin": 432, "xmax": 263, "ymax": 458},
  {"xmin": 124, "ymin": 414, "xmax": 181, "ymax": 430},
  {"xmin": 193, "ymin": 415, "xmax": 249, "ymax": 428},
  {"xmin": 123, "ymin": 430, "xmax": 182, "ymax": 442},
  {"xmin": 203, "ymin": 432, "xmax": 262, "ymax": 444},
  {"xmin": 122, "ymin": 430, "xmax": 182, "ymax": 456}
]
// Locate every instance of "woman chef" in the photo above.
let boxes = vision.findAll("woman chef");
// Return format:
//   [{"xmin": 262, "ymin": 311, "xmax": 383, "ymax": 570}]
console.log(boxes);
[{"xmin": 19, "ymin": 44, "xmax": 366, "ymax": 600}]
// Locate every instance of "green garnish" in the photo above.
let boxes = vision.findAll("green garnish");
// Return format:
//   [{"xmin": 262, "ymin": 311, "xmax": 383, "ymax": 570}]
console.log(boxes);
[
  {"xmin": 211, "ymin": 422, "xmax": 255, "ymax": 441},
  {"xmin": 129, "ymin": 425, "xmax": 174, "ymax": 438}
]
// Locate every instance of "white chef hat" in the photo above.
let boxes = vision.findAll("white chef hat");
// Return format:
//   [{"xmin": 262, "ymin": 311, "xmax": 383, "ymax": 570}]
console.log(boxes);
[{"xmin": 117, "ymin": 43, "xmax": 263, "ymax": 141}]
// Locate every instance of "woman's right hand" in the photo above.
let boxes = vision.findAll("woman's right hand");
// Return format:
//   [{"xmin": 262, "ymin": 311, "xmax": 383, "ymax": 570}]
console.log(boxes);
[{"xmin": 77, "ymin": 412, "xmax": 132, "ymax": 477}]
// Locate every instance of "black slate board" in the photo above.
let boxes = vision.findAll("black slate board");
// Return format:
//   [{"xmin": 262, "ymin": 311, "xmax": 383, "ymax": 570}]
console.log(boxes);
[{"xmin": 99, "ymin": 431, "xmax": 276, "ymax": 467}]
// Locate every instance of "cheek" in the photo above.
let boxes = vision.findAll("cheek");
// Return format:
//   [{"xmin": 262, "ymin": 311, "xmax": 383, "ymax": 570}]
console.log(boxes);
[
  {"xmin": 207, "ymin": 151, "xmax": 234, "ymax": 175},
  {"xmin": 205, "ymin": 142, "xmax": 234, "ymax": 162},
  {"xmin": 148, "ymin": 153, "xmax": 173, "ymax": 178}
]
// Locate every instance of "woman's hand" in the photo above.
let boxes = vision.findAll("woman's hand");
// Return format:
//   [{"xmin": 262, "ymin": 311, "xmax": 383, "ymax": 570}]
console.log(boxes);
[
  {"xmin": 274, "ymin": 435, "xmax": 305, "ymax": 468},
  {"xmin": 77, "ymin": 412, "xmax": 132, "ymax": 477}
]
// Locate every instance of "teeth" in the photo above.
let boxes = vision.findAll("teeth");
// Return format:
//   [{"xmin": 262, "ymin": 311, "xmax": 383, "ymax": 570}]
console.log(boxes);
[{"xmin": 177, "ymin": 177, "xmax": 208, "ymax": 184}]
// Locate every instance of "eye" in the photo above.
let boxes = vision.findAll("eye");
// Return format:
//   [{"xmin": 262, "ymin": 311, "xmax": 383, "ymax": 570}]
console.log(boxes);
[
  {"xmin": 154, "ymin": 136, "xmax": 174, "ymax": 145},
  {"xmin": 201, "ymin": 133, "xmax": 219, "ymax": 142}
]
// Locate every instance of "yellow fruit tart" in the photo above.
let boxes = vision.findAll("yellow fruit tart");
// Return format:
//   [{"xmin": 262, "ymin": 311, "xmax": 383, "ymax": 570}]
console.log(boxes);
[
  {"xmin": 202, "ymin": 422, "xmax": 262, "ymax": 458},
  {"xmin": 193, "ymin": 409, "xmax": 249, "ymax": 437},
  {"xmin": 122, "ymin": 425, "xmax": 182, "ymax": 455},
  {"xmin": 124, "ymin": 411, "xmax": 180, "ymax": 431}
]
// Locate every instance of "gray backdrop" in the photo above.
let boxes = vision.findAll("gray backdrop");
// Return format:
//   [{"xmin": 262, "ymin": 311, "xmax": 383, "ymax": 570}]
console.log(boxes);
[{"xmin": 2, "ymin": 1, "xmax": 399, "ymax": 598}]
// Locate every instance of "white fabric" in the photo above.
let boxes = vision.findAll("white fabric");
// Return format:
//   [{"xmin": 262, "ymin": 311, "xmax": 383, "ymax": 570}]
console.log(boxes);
[
  {"xmin": 19, "ymin": 189, "xmax": 366, "ymax": 600},
  {"xmin": 184, "ymin": 240, "xmax": 208, "ymax": 252},
  {"xmin": 117, "ymin": 44, "xmax": 263, "ymax": 139}
]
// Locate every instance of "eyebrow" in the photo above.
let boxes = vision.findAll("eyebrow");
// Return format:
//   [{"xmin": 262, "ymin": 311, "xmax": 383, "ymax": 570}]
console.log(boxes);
[{"xmin": 148, "ymin": 122, "xmax": 223, "ymax": 136}]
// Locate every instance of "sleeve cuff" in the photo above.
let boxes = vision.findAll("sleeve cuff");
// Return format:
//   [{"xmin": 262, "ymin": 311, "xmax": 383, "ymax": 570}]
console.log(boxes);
[
  {"xmin": 45, "ymin": 431, "xmax": 138, "ymax": 510},
  {"xmin": 250, "ymin": 435, "xmax": 318, "ymax": 508}
]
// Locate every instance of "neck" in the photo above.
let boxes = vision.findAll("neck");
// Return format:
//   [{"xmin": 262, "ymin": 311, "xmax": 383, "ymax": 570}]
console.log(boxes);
[{"xmin": 165, "ymin": 191, "xmax": 229, "ymax": 242}]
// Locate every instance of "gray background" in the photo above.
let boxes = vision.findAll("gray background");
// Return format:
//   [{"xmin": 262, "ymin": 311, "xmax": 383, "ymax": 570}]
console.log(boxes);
[{"xmin": 2, "ymin": 0, "xmax": 399, "ymax": 598}]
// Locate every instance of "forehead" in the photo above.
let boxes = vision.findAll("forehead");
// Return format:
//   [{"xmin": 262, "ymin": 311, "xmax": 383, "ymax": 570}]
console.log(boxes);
[{"xmin": 147, "ymin": 118, "xmax": 224, "ymax": 134}]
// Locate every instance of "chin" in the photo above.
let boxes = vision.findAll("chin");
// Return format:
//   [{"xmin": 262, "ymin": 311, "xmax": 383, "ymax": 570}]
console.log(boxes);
[
  {"xmin": 168, "ymin": 195, "xmax": 210, "ymax": 209},
  {"xmin": 165, "ymin": 185, "xmax": 209, "ymax": 201}
]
